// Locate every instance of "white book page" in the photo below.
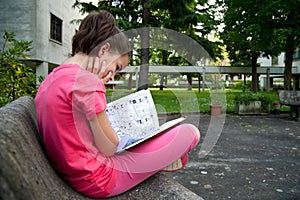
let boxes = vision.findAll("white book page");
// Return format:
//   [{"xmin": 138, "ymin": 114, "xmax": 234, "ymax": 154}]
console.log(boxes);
[
  {"xmin": 117, "ymin": 117, "xmax": 185, "ymax": 153},
  {"xmin": 106, "ymin": 90, "xmax": 159, "ymax": 141},
  {"xmin": 118, "ymin": 117, "xmax": 186, "ymax": 152}
]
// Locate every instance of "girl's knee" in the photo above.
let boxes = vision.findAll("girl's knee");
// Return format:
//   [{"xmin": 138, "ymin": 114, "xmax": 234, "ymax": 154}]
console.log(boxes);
[
  {"xmin": 178, "ymin": 124, "xmax": 200, "ymax": 148},
  {"xmin": 181, "ymin": 124, "xmax": 200, "ymax": 138}
]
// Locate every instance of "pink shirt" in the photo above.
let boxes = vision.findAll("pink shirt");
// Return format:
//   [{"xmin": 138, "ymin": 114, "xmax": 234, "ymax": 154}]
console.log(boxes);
[{"xmin": 35, "ymin": 64, "xmax": 117, "ymax": 197}]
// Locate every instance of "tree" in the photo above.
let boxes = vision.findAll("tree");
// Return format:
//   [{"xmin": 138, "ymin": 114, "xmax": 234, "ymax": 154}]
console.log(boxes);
[
  {"xmin": 269, "ymin": 0, "xmax": 300, "ymax": 90},
  {"xmin": 149, "ymin": 0, "xmax": 222, "ymax": 61},
  {"xmin": 0, "ymin": 31, "xmax": 36, "ymax": 107},
  {"xmin": 220, "ymin": 0, "xmax": 283, "ymax": 92},
  {"xmin": 219, "ymin": 0, "xmax": 300, "ymax": 91},
  {"xmin": 138, "ymin": 0, "xmax": 151, "ymax": 90},
  {"xmin": 73, "ymin": 0, "xmax": 221, "ymax": 89}
]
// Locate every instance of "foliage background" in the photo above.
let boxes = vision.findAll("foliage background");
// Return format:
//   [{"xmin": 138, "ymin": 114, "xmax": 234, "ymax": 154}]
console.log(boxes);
[{"xmin": 0, "ymin": 31, "xmax": 37, "ymax": 107}]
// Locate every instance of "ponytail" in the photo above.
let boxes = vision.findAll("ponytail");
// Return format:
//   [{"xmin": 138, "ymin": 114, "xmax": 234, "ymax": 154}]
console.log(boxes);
[{"xmin": 72, "ymin": 10, "xmax": 130, "ymax": 57}]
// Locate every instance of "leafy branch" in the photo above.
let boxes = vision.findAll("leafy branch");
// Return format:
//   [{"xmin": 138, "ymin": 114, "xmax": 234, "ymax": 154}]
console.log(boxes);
[{"xmin": 0, "ymin": 31, "xmax": 36, "ymax": 107}]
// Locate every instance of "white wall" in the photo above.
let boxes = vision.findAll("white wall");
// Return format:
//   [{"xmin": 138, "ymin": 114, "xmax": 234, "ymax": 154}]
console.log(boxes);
[
  {"xmin": 0, "ymin": 0, "xmax": 84, "ymax": 79},
  {"xmin": 0, "ymin": 0, "xmax": 36, "ymax": 47},
  {"xmin": 35, "ymin": 0, "xmax": 84, "ymax": 66}
]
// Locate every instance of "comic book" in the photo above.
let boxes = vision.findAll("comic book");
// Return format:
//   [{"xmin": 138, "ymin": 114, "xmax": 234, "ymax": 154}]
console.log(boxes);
[{"xmin": 106, "ymin": 89, "xmax": 185, "ymax": 153}]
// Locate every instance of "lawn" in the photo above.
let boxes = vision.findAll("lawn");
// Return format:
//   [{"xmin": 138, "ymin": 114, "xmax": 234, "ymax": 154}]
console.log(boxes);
[{"xmin": 106, "ymin": 88, "xmax": 288, "ymax": 113}]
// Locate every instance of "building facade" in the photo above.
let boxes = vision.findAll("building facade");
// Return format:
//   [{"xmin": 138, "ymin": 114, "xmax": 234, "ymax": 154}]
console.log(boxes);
[
  {"xmin": 0, "ymin": 0, "xmax": 84, "ymax": 81},
  {"xmin": 258, "ymin": 48, "xmax": 300, "ymax": 67}
]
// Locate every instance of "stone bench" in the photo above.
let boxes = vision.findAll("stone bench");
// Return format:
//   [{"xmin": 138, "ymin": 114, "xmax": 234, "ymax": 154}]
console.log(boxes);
[
  {"xmin": 0, "ymin": 96, "xmax": 202, "ymax": 200},
  {"xmin": 278, "ymin": 90, "xmax": 300, "ymax": 121}
]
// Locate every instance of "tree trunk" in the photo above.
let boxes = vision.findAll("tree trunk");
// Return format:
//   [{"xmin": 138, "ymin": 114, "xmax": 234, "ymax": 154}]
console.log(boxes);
[
  {"xmin": 284, "ymin": 8, "xmax": 295, "ymax": 91},
  {"xmin": 164, "ymin": 75, "xmax": 168, "ymax": 87},
  {"xmin": 295, "ymin": 75, "xmax": 300, "ymax": 90},
  {"xmin": 187, "ymin": 74, "xmax": 192, "ymax": 91},
  {"xmin": 138, "ymin": 0, "xmax": 151, "ymax": 91},
  {"xmin": 127, "ymin": 73, "xmax": 132, "ymax": 90},
  {"xmin": 251, "ymin": 52, "xmax": 259, "ymax": 92},
  {"xmin": 284, "ymin": 34, "xmax": 294, "ymax": 91},
  {"xmin": 160, "ymin": 73, "xmax": 164, "ymax": 90},
  {"xmin": 159, "ymin": 51, "xmax": 168, "ymax": 91},
  {"xmin": 243, "ymin": 74, "xmax": 247, "ymax": 91}
]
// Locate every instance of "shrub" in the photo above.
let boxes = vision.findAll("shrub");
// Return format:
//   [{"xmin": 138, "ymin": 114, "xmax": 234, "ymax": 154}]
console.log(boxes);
[
  {"xmin": 0, "ymin": 31, "xmax": 36, "ymax": 107},
  {"xmin": 234, "ymin": 92, "xmax": 273, "ymax": 110}
]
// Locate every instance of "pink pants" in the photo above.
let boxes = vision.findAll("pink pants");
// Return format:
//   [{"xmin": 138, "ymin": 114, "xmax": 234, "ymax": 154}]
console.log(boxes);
[{"xmin": 107, "ymin": 123, "xmax": 200, "ymax": 197}]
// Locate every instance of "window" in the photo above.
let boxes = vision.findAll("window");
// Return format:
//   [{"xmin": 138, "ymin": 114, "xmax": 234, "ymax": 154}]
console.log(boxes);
[{"xmin": 50, "ymin": 13, "xmax": 62, "ymax": 43}]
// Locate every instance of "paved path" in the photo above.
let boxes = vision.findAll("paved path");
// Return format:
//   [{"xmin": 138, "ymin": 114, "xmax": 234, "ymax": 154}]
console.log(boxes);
[{"xmin": 164, "ymin": 113, "xmax": 300, "ymax": 200}]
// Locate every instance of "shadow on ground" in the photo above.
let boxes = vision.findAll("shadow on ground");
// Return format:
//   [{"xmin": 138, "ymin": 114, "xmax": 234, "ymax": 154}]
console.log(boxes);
[{"xmin": 164, "ymin": 113, "xmax": 300, "ymax": 200}]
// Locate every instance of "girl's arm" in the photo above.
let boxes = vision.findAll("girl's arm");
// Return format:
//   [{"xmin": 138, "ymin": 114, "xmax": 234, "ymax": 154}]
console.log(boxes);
[{"xmin": 89, "ymin": 110, "xmax": 119, "ymax": 156}]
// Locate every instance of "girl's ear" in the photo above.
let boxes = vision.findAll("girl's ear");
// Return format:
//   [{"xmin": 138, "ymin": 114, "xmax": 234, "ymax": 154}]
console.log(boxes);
[{"xmin": 98, "ymin": 43, "xmax": 110, "ymax": 56}]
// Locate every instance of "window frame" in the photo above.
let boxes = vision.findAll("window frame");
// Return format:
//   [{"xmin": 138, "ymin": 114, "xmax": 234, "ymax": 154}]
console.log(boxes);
[{"xmin": 50, "ymin": 13, "xmax": 62, "ymax": 43}]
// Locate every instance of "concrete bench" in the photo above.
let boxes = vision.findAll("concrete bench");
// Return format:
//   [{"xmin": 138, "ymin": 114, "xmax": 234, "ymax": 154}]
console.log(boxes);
[
  {"xmin": 0, "ymin": 96, "xmax": 202, "ymax": 200},
  {"xmin": 278, "ymin": 90, "xmax": 300, "ymax": 121}
]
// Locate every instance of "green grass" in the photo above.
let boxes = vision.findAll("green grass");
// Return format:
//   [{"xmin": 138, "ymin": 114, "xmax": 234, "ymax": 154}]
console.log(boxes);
[{"xmin": 106, "ymin": 88, "xmax": 289, "ymax": 113}]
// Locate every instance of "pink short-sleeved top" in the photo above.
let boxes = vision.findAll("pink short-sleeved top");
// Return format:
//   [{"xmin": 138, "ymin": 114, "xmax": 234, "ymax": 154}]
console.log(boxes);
[{"xmin": 35, "ymin": 64, "xmax": 117, "ymax": 197}]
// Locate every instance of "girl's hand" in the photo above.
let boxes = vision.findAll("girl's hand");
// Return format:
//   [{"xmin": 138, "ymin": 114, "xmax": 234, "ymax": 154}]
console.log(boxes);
[
  {"xmin": 86, "ymin": 56, "xmax": 101, "ymax": 75},
  {"xmin": 100, "ymin": 72, "xmax": 113, "ymax": 83},
  {"xmin": 86, "ymin": 57, "xmax": 112, "ymax": 83}
]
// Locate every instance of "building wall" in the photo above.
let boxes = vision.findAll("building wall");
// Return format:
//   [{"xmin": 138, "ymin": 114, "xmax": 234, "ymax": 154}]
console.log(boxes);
[
  {"xmin": 0, "ymin": 0, "xmax": 84, "ymax": 79},
  {"xmin": 258, "ymin": 52, "xmax": 300, "ymax": 68},
  {"xmin": 258, "ymin": 53, "xmax": 285, "ymax": 67},
  {"xmin": 46, "ymin": 0, "xmax": 82, "ymax": 65},
  {"xmin": 293, "ymin": 47, "xmax": 300, "ymax": 67},
  {"xmin": 257, "ymin": 56, "xmax": 271, "ymax": 66},
  {"xmin": 0, "ymin": 0, "xmax": 36, "ymax": 45}
]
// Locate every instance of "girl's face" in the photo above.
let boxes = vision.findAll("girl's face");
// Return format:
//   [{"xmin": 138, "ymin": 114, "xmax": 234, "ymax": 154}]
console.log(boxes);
[{"xmin": 100, "ymin": 53, "xmax": 129, "ymax": 82}]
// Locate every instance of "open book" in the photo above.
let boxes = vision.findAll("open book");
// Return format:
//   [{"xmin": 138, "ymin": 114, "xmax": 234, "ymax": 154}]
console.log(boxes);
[{"xmin": 106, "ymin": 89, "xmax": 185, "ymax": 153}]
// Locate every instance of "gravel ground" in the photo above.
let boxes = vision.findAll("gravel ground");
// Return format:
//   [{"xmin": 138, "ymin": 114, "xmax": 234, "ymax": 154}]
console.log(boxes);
[{"xmin": 164, "ymin": 113, "xmax": 300, "ymax": 200}]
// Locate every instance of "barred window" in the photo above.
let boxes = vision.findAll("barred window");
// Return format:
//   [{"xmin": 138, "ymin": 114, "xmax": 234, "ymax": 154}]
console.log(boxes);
[{"xmin": 50, "ymin": 13, "xmax": 62, "ymax": 43}]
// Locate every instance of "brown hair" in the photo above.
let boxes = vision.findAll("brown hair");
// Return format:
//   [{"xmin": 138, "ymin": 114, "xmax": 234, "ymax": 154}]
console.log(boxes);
[{"xmin": 71, "ymin": 10, "xmax": 130, "ymax": 57}]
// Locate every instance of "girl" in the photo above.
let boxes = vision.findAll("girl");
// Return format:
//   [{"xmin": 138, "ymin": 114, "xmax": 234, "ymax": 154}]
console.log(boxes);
[{"xmin": 35, "ymin": 10, "xmax": 200, "ymax": 198}]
